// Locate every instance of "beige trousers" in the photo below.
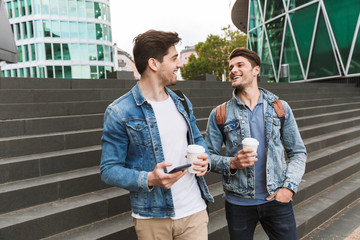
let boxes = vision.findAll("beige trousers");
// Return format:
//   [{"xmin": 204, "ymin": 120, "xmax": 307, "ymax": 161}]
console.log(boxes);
[{"xmin": 133, "ymin": 210, "xmax": 209, "ymax": 240}]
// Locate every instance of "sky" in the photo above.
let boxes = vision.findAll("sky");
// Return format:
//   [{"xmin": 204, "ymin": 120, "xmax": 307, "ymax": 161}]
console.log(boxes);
[{"xmin": 109, "ymin": 0, "xmax": 236, "ymax": 56}]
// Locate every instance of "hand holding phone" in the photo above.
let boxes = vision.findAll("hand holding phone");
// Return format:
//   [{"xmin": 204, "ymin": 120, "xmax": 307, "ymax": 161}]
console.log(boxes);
[{"xmin": 168, "ymin": 163, "xmax": 191, "ymax": 174}]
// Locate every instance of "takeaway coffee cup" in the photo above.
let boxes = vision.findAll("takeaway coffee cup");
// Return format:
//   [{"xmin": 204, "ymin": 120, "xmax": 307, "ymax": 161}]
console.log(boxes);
[
  {"xmin": 186, "ymin": 145, "xmax": 205, "ymax": 174},
  {"xmin": 242, "ymin": 138, "xmax": 259, "ymax": 158}
]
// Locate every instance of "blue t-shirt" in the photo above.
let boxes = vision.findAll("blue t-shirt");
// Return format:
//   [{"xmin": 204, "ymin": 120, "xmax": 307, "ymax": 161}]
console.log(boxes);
[{"xmin": 225, "ymin": 92, "xmax": 271, "ymax": 206}]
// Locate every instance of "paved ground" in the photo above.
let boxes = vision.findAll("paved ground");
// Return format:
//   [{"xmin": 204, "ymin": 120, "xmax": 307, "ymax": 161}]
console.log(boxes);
[{"xmin": 301, "ymin": 199, "xmax": 360, "ymax": 240}]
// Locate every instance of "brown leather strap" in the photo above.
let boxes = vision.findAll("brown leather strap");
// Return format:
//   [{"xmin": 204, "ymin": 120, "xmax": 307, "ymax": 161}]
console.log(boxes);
[
  {"xmin": 216, "ymin": 102, "xmax": 227, "ymax": 125},
  {"xmin": 273, "ymin": 99, "xmax": 285, "ymax": 117}
]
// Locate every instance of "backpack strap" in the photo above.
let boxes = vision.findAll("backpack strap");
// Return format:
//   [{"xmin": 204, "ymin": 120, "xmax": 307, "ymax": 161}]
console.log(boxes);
[
  {"xmin": 173, "ymin": 90, "xmax": 190, "ymax": 117},
  {"xmin": 216, "ymin": 102, "xmax": 227, "ymax": 125},
  {"xmin": 273, "ymin": 99, "xmax": 285, "ymax": 128}
]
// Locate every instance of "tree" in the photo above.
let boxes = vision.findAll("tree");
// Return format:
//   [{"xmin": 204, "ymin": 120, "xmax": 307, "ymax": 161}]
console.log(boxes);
[{"xmin": 181, "ymin": 25, "xmax": 247, "ymax": 81}]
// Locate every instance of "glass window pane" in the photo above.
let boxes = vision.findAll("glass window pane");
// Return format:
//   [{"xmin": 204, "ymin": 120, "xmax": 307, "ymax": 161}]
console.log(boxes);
[
  {"xmin": 349, "ymin": 30, "xmax": 360, "ymax": 74},
  {"xmin": 37, "ymin": 43, "xmax": 45, "ymax": 60},
  {"xmin": 78, "ymin": 22, "xmax": 87, "ymax": 39},
  {"xmin": 280, "ymin": 23, "xmax": 303, "ymax": 81},
  {"xmin": 96, "ymin": 23, "xmax": 102, "ymax": 40},
  {"xmin": 94, "ymin": 2, "xmax": 101, "ymax": 19},
  {"xmin": 86, "ymin": 1, "xmax": 93, "ymax": 18},
  {"xmin": 35, "ymin": 20, "xmax": 43, "ymax": 37},
  {"xmin": 99, "ymin": 66, "xmax": 105, "ymax": 78},
  {"xmin": 27, "ymin": 0, "xmax": 32, "ymax": 15},
  {"xmin": 32, "ymin": 67, "xmax": 37, "ymax": 77},
  {"xmin": 18, "ymin": 46, "xmax": 23, "ymax": 62},
  {"xmin": 29, "ymin": 21, "xmax": 34, "ymax": 38},
  {"xmin": 289, "ymin": 0, "xmax": 315, "ymax": 10},
  {"xmin": 14, "ymin": 0, "xmax": 19, "ymax": 17},
  {"xmin": 47, "ymin": 66, "xmax": 54, "ymax": 78},
  {"xmin": 70, "ymin": 21, "xmax": 78, "ymax": 38},
  {"xmin": 55, "ymin": 66, "xmax": 63, "ymax": 78},
  {"xmin": 103, "ymin": 24, "xmax": 109, "ymax": 41},
  {"xmin": 64, "ymin": 66, "xmax": 72, "ymax": 78},
  {"xmin": 87, "ymin": 23, "xmax": 95, "ymax": 39},
  {"xmin": 80, "ymin": 44, "xmax": 88, "ymax": 61},
  {"xmin": 20, "ymin": 0, "xmax": 26, "ymax": 16},
  {"xmin": 43, "ymin": 20, "xmax": 51, "ymax": 37},
  {"xmin": 24, "ymin": 44, "xmax": 29, "ymax": 61},
  {"xmin": 104, "ymin": 45, "xmax": 110, "ymax": 62},
  {"xmin": 7, "ymin": 2, "xmax": 13, "ymax": 18},
  {"xmin": 77, "ymin": 0, "xmax": 86, "ymax": 18},
  {"xmin": 41, "ymin": 0, "xmax": 49, "ymax": 14},
  {"xmin": 45, "ymin": 43, "xmax": 52, "ymax": 60},
  {"xmin": 13, "ymin": 69, "xmax": 18, "ymax": 77},
  {"xmin": 31, "ymin": 44, "xmax": 36, "ymax": 60},
  {"xmin": 53, "ymin": 43, "xmax": 61, "ymax": 60},
  {"xmin": 22, "ymin": 22, "xmax": 28, "ymax": 39},
  {"xmin": 39, "ymin": 67, "xmax": 45, "ymax": 78},
  {"xmin": 249, "ymin": 0, "xmax": 262, "ymax": 30},
  {"xmin": 25, "ymin": 67, "xmax": 31, "ymax": 77},
  {"xmin": 97, "ymin": 45, "xmax": 104, "ymax": 61},
  {"xmin": 71, "ymin": 65, "xmax": 81, "ymax": 78},
  {"xmin": 15, "ymin": 23, "xmax": 21, "ymax": 40},
  {"xmin": 101, "ymin": 3, "xmax": 108, "ymax": 20},
  {"xmin": 265, "ymin": 0, "xmax": 285, "ymax": 20},
  {"xmin": 19, "ymin": 68, "xmax": 25, "ymax": 77},
  {"xmin": 81, "ymin": 66, "xmax": 90, "ymax": 78},
  {"xmin": 62, "ymin": 44, "xmax": 70, "ymax": 60},
  {"xmin": 50, "ymin": 0, "xmax": 58, "ymax": 15},
  {"xmin": 308, "ymin": 11, "xmax": 339, "ymax": 78},
  {"xmin": 59, "ymin": 0, "xmax": 67, "ymax": 16},
  {"xmin": 105, "ymin": 66, "xmax": 111, "ymax": 78},
  {"xmin": 51, "ymin": 20, "xmax": 60, "ymax": 37},
  {"xmin": 7, "ymin": 70, "xmax": 11, "ymax": 77},
  {"xmin": 68, "ymin": 0, "xmax": 77, "ymax": 17},
  {"xmin": 324, "ymin": 0, "xmax": 360, "ymax": 67},
  {"xmin": 89, "ymin": 44, "xmax": 97, "ymax": 60},
  {"xmin": 261, "ymin": 37, "xmax": 275, "ymax": 82},
  {"xmin": 34, "ymin": 0, "xmax": 41, "ymax": 14},
  {"xmin": 70, "ymin": 43, "xmax": 80, "ymax": 61},
  {"xmin": 60, "ymin": 21, "xmax": 69, "ymax": 38},
  {"xmin": 265, "ymin": 16, "xmax": 285, "ymax": 76},
  {"xmin": 249, "ymin": 27, "xmax": 263, "ymax": 58}
]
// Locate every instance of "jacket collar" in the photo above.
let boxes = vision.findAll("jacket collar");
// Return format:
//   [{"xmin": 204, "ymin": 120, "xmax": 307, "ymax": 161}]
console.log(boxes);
[{"xmin": 232, "ymin": 87, "xmax": 279, "ymax": 106}]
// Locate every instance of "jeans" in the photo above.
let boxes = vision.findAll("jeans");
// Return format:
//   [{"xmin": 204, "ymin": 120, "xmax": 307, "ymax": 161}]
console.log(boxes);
[{"xmin": 225, "ymin": 200, "xmax": 297, "ymax": 240}]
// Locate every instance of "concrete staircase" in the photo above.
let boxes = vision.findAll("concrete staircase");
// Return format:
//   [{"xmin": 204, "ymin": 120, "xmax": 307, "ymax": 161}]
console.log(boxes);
[{"xmin": 0, "ymin": 77, "xmax": 359, "ymax": 240}]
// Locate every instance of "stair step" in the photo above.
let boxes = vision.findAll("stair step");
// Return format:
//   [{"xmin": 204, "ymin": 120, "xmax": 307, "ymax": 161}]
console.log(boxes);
[{"xmin": 0, "ymin": 187, "xmax": 129, "ymax": 240}]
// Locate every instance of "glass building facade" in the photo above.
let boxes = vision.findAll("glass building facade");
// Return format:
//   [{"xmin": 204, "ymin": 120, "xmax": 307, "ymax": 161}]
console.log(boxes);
[
  {"xmin": 232, "ymin": 0, "xmax": 360, "ymax": 82},
  {"xmin": 1, "ymin": 0, "xmax": 113, "ymax": 79}
]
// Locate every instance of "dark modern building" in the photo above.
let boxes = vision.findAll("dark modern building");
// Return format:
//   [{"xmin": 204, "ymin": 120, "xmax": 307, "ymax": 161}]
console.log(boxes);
[{"xmin": 230, "ymin": 0, "xmax": 360, "ymax": 83}]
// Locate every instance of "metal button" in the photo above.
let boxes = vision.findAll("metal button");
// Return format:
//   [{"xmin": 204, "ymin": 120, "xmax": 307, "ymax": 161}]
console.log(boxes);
[{"xmin": 166, "ymin": 212, "xmax": 171, "ymax": 216}]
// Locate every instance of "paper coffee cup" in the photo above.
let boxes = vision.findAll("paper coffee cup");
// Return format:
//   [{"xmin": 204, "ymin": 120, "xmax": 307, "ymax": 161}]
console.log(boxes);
[
  {"xmin": 186, "ymin": 145, "xmax": 205, "ymax": 174},
  {"xmin": 242, "ymin": 138, "xmax": 259, "ymax": 158}
]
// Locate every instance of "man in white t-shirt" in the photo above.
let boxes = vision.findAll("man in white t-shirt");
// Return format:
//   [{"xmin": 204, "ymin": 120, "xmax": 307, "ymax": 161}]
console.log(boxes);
[{"xmin": 100, "ymin": 29, "xmax": 214, "ymax": 240}]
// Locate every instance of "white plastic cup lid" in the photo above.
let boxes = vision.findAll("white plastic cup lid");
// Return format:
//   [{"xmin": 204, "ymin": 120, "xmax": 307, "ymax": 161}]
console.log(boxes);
[
  {"xmin": 242, "ymin": 138, "xmax": 259, "ymax": 146},
  {"xmin": 186, "ymin": 144, "xmax": 205, "ymax": 153}
]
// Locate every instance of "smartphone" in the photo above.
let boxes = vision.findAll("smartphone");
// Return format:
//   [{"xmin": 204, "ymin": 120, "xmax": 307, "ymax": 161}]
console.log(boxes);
[{"xmin": 168, "ymin": 163, "xmax": 191, "ymax": 173}]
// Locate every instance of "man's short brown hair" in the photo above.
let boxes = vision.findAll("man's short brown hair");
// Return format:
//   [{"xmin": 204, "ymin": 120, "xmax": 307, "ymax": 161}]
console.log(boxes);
[
  {"xmin": 133, "ymin": 30, "xmax": 181, "ymax": 75},
  {"xmin": 229, "ymin": 48, "xmax": 261, "ymax": 68}
]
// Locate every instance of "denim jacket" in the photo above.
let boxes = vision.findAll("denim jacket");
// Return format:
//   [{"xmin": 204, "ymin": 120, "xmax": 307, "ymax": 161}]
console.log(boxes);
[
  {"xmin": 100, "ymin": 83, "xmax": 214, "ymax": 218},
  {"xmin": 205, "ymin": 88, "xmax": 307, "ymax": 198}
]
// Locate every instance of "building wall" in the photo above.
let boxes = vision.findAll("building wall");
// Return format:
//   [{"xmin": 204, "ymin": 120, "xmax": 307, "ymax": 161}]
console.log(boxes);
[
  {"xmin": 235, "ymin": 0, "xmax": 360, "ymax": 82},
  {"xmin": 1, "ymin": 0, "xmax": 113, "ymax": 79}
]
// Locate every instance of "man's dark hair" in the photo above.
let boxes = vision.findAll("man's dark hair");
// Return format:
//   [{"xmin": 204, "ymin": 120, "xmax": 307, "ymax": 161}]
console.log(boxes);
[
  {"xmin": 133, "ymin": 30, "xmax": 181, "ymax": 75},
  {"xmin": 229, "ymin": 48, "xmax": 261, "ymax": 68}
]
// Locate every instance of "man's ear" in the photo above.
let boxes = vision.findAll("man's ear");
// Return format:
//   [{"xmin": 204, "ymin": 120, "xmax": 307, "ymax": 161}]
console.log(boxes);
[
  {"xmin": 148, "ymin": 58, "xmax": 158, "ymax": 72},
  {"xmin": 253, "ymin": 65, "xmax": 260, "ymax": 76}
]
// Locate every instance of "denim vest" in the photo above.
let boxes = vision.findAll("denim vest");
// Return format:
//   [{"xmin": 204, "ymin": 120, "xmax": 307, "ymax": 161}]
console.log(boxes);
[
  {"xmin": 100, "ymin": 83, "xmax": 214, "ymax": 218},
  {"xmin": 205, "ymin": 88, "xmax": 307, "ymax": 198}
]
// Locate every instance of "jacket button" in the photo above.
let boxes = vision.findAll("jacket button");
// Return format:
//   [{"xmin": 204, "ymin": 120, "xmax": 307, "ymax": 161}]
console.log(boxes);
[
  {"xmin": 150, "ymin": 125, "xmax": 154, "ymax": 128},
  {"xmin": 166, "ymin": 212, "xmax": 171, "ymax": 216},
  {"xmin": 155, "ymin": 147, "xmax": 158, "ymax": 151}
]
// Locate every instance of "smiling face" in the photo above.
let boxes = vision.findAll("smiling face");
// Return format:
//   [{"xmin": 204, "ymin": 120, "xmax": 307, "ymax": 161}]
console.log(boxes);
[
  {"xmin": 156, "ymin": 45, "xmax": 182, "ymax": 86},
  {"xmin": 229, "ymin": 56, "xmax": 260, "ymax": 91}
]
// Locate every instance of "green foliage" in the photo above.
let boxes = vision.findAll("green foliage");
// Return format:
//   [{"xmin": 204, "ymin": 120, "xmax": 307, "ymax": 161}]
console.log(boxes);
[{"xmin": 181, "ymin": 25, "xmax": 247, "ymax": 81}]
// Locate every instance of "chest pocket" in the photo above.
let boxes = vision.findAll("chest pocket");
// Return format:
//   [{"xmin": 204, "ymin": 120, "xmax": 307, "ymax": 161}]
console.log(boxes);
[
  {"xmin": 271, "ymin": 117, "xmax": 282, "ymax": 141},
  {"xmin": 223, "ymin": 120, "xmax": 241, "ymax": 147},
  {"xmin": 125, "ymin": 120, "xmax": 151, "ymax": 146}
]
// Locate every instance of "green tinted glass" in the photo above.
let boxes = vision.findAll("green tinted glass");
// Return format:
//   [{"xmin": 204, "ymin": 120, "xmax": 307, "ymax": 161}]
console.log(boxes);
[
  {"xmin": 34, "ymin": 0, "xmax": 40, "ymax": 14},
  {"xmin": 41, "ymin": 0, "xmax": 49, "ymax": 14},
  {"xmin": 281, "ymin": 23, "xmax": 303, "ymax": 81},
  {"xmin": 19, "ymin": 68, "xmax": 24, "ymax": 77},
  {"xmin": 25, "ymin": 68, "xmax": 30, "ymax": 77},
  {"xmin": 64, "ymin": 66, "xmax": 72, "ymax": 78},
  {"xmin": 27, "ymin": 0, "xmax": 32, "ymax": 14},
  {"xmin": 94, "ymin": 2, "xmax": 101, "ymax": 19},
  {"xmin": 249, "ymin": 27, "xmax": 263, "ymax": 57},
  {"xmin": 289, "ymin": 0, "xmax": 315, "ymax": 10},
  {"xmin": 51, "ymin": 21, "xmax": 60, "ymax": 37},
  {"xmin": 49, "ymin": 0, "xmax": 58, "ymax": 15},
  {"xmin": 70, "ymin": 43, "xmax": 80, "ymax": 61},
  {"xmin": 53, "ymin": 43, "xmax": 61, "ymax": 60},
  {"xmin": 7, "ymin": 2, "xmax": 12, "ymax": 18},
  {"xmin": 86, "ymin": 1, "xmax": 93, "ymax": 18},
  {"xmin": 80, "ymin": 44, "xmax": 88, "ymax": 61},
  {"xmin": 99, "ymin": 66, "xmax": 105, "ymax": 78},
  {"xmin": 79, "ymin": 22, "xmax": 87, "ymax": 39},
  {"xmin": 59, "ymin": 0, "xmax": 67, "ymax": 15},
  {"xmin": 32, "ymin": 67, "xmax": 37, "ymax": 77},
  {"xmin": 20, "ymin": 0, "xmax": 26, "ymax": 16},
  {"xmin": 348, "ymin": 30, "xmax": 360, "ymax": 74},
  {"xmin": 55, "ymin": 66, "xmax": 62, "ymax": 78},
  {"xmin": 45, "ymin": 43, "xmax": 52, "ymax": 60},
  {"xmin": 39, "ymin": 67, "xmax": 45, "ymax": 78},
  {"xmin": 249, "ymin": 0, "xmax": 262, "ymax": 30},
  {"xmin": 62, "ymin": 44, "xmax": 70, "ymax": 60},
  {"xmin": 89, "ymin": 44, "xmax": 97, "ymax": 60},
  {"xmin": 29, "ymin": 21, "xmax": 34, "ymax": 38},
  {"xmin": 22, "ymin": 22, "xmax": 28, "ymax": 39},
  {"xmin": 35, "ymin": 20, "xmax": 43, "ymax": 37},
  {"xmin": 13, "ymin": 69, "xmax": 18, "ymax": 77},
  {"xmin": 324, "ymin": 0, "xmax": 360, "ymax": 67},
  {"xmin": 7, "ymin": 70, "xmax": 11, "ymax": 77},
  {"xmin": 61, "ymin": 21, "xmax": 69, "ymax": 38},
  {"xmin": 96, "ymin": 24, "xmax": 103, "ymax": 40},
  {"xmin": 308, "ymin": 11, "xmax": 339, "ymax": 78},
  {"xmin": 68, "ymin": 0, "xmax": 77, "ymax": 17},
  {"xmin": 289, "ymin": 3, "xmax": 317, "ymax": 71},
  {"xmin": 87, "ymin": 23, "xmax": 96, "ymax": 39},
  {"xmin": 31, "ymin": 44, "xmax": 36, "ymax": 60},
  {"xmin": 37, "ymin": 43, "xmax": 45, "ymax": 60},
  {"xmin": 43, "ymin": 20, "xmax": 51, "ymax": 37},
  {"xmin": 82, "ymin": 66, "xmax": 90, "ymax": 78},
  {"xmin": 97, "ymin": 45, "xmax": 104, "ymax": 61},
  {"xmin": 265, "ymin": 0, "xmax": 285, "ymax": 21},
  {"xmin": 77, "ymin": 0, "xmax": 86, "ymax": 18},
  {"xmin": 24, "ymin": 45, "xmax": 29, "ymax": 61},
  {"xmin": 70, "ymin": 22, "xmax": 78, "ymax": 38},
  {"xmin": 71, "ymin": 66, "xmax": 81, "ymax": 78},
  {"xmin": 18, "ymin": 46, "xmax": 23, "ymax": 62},
  {"xmin": 46, "ymin": 66, "xmax": 53, "ymax": 78},
  {"xmin": 15, "ymin": 23, "xmax": 21, "ymax": 40},
  {"xmin": 14, "ymin": 0, "xmax": 19, "ymax": 17},
  {"xmin": 266, "ymin": 16, "xmax": 285, "ymax": 76},
  {"xmin": 104, "ymin": 45, "xmax": 110, "ymax": 62},
  {"xmin": 261, "ymin": 37, "xmax": 275, "ymax": 82}
]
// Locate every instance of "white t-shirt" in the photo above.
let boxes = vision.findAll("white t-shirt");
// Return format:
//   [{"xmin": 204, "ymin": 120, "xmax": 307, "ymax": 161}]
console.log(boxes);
[{"xmin": 132, "ymin": 96, "xmax": 206, "ymax": 219}]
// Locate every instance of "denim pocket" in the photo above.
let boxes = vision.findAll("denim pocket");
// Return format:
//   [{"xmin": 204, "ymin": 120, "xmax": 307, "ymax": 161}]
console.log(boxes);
[
  {"xmin": 223, "ymin": 120, "xmax": 240, "ymax": 148},
  {"xmin": 126, "ymin": 120, "xmax": 151, "ymax": 146}
]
